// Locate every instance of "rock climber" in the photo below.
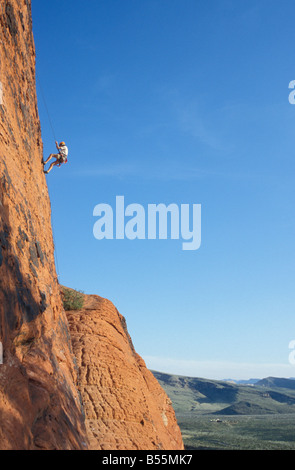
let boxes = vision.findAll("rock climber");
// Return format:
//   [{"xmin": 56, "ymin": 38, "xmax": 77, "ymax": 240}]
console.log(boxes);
[{"xmin": 43, "ymin": 141, "xmax": 68, "ymax": 174}]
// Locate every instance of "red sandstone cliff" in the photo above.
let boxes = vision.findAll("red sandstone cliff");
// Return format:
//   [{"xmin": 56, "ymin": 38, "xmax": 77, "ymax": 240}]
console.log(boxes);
[
  {"xmin": 67, "ymin": 293, "xmax": 184, "ymax": 450},
  {"xmin": 0, "ymin": 0, "xmax": 184, "ymax": 451},
  {"xmin": 0, "ymin": 0, "xmax": 87, "ymax": 450}
]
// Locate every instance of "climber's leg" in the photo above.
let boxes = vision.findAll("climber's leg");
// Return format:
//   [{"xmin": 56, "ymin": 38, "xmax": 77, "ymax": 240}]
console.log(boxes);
[
  {"xmin": 44, "ymin": 159, "xmax": 59, "ymax": 174},
  {"xmin": 43, "ymin": 153, "xmax": 58, "ymax": 165}
]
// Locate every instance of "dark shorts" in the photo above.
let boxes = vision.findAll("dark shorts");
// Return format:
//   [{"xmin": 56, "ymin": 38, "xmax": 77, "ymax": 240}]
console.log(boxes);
[{"xmin": 58, "ymin": 154, "xmax": 67, "ymax": 163}]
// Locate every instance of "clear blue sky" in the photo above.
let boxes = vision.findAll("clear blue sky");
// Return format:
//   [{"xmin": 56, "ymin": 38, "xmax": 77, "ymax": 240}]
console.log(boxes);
[{"xmin": 32, "ymin": 0, "xmax": 295, "ymax": 380}]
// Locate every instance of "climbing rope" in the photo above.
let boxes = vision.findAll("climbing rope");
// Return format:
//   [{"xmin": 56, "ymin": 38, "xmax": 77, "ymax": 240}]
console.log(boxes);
[
  {"xmin": 36, "ymin": 69, "xmax": 57, "ymax": 142},
  {"xmin": 36, "ymin": 69, "xmax": 61, "ymax": 279},
  {"xmin": 50, "ymin": 211, "xmax": 61, "ymax": 280}
]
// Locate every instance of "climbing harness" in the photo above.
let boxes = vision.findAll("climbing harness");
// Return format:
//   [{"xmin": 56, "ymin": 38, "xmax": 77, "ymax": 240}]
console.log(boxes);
[{"xmin": 57, "ymin": 154, "xmax": 68, "ymax": 167}]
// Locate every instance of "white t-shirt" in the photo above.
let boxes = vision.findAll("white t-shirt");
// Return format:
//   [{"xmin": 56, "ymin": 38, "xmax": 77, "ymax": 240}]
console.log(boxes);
[{"xmin": 59, "ymin": 145, "xmax": 68, "ymax": 158}]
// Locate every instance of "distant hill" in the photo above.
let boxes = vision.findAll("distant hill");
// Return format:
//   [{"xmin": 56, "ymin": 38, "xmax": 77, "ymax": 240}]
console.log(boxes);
[
  {"xmin": 216, "ymin": 401, "xmax": 274, "ymax": 415},
  {"xmin": 224, "ymin": 378, "xmax": 260, "ymax": 385},
  {"xmin": 256, "ymin": 377, "xmax": 295, "ymax": 390},
  {"xmin": 152, "ymin": 371, "xmax": 295, "ymax": 416}
]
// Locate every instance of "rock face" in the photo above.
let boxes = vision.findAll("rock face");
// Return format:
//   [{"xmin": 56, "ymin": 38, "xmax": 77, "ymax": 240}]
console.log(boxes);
[
  {"xmin": 0, "ymin": 1, "xmax": 87, "ymax": 450},
  {"xmin": 0, "ymin": 0, "xmax": 184, "ymax": 451},
  {"xmin": 67, "ymin": 294, "xmax": 184, "ymax": 450}
]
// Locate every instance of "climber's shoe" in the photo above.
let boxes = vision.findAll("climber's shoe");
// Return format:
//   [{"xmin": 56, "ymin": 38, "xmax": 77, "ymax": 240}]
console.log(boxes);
[{"xmin": 44, "ymin": 170, "xmax": 48, "ymax": 174}]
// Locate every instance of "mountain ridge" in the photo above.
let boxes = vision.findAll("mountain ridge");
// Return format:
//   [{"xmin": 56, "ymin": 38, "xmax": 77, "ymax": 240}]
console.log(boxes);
[{"xmin": 152, "ymin": 371, "xmax": 295, "ymax": 416}]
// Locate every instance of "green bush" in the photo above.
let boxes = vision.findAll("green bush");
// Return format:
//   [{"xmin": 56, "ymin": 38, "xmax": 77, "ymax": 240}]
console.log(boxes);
[{"xmin": 62, "ymin": 287, "xmax": 84, "ymax": 311}]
